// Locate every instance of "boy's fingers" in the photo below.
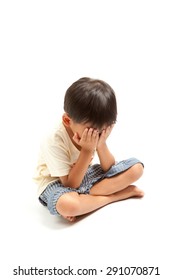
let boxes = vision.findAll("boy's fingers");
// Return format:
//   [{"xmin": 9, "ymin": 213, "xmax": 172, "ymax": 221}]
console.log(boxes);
[
  {"xmin": 81, "ymin": 128, "xmax": 99, "ymax": 144},
  {"xmin": 92, "ymin": 130, "xmax": 99, "ymax": 143},
  {"xmin": 106, "ymin": 126, "xmax": 111, "ymax": 134},
  {"xmin": 81, "ymin": 128, "xmax": 88, "ymax": 141},
  {"xmin": 100, "ymin": 129, "xmax": 106, "ymax": 137},
  {"xmin": 93, "ymin": 129, "xmax": 99, "ymax": 138},
  {"xmin": 87, "ymin": 128, "xmax": 93, "ymax": 141},
  {"xmin": 105, "ymin": 124, "xmax": 114, "ymax": 135}
]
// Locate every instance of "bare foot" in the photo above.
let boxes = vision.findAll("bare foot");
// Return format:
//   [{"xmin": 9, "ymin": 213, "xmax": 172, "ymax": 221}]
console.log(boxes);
[
  {"xmin": 62, "ymin": 215, "xmax": 76, "ymax": 222},
  {"xmin": 128, "ymin": 185, "xmax": 144, "ymax": 198},
  {"xmin": 109, "ymin": 185, "xmax": 144, "ymax": 204}
]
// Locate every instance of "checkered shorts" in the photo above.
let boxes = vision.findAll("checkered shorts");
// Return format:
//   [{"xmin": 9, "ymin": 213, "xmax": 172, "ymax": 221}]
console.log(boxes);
[{"xmin": 39, "ymin": 157, "xmax": 143, "ymax": 215}]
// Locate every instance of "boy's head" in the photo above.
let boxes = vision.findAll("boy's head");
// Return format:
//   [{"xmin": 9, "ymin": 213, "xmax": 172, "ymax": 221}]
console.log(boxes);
[{"xmin": 63, "ymin": 77, "xmax": 117, "ymax": 130}]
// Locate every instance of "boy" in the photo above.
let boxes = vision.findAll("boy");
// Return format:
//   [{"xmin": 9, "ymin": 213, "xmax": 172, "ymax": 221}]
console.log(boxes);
[{"xmin": 34, "ymin": 77, "xmax": 144, "ymax": 222}]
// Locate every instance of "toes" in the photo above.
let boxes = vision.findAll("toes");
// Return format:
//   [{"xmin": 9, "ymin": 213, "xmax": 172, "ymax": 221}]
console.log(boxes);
[
  {"xmin": 132, "ymin": 186, "xmax": 144, "ymax": 197},
  {"xmin": 62, "ymin": 215, "xmax": 76, "ymax": 222},
  {"xmin": 138, "ymin": 190, "xmax": 145, "ymax": 197},
  {"xmin": 68, "ymin": 216, "xmax": 76, "ymax": 222}
]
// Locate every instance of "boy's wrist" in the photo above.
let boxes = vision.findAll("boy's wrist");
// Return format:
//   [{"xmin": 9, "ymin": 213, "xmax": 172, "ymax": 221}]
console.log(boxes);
[
  {"xmin": 81, "ymin": 147, "xmax": 95, "ymax": 157},
  {"xmin": 96, "ymin": 142, "xmax": 107, "ymax": 151}
]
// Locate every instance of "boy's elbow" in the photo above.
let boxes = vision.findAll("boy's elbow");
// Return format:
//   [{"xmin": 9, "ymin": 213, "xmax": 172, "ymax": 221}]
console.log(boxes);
[
  {"xmin": 60, "ymin": 175, "xmax": 82, "ymax": 189},
  {"xmin": 63, "ymin": 180, "xmax": 81, "ymax": 189},
  {"xmin": 101, "ymin": 161, "xmax": 116, "ymax": 172},
  {"xmin": 66, "ymin": 184, "xmax": 80, "ymax": 189}
]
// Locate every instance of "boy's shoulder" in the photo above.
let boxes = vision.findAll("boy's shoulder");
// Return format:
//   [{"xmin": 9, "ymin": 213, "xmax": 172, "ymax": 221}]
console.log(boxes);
[
  {"xmin": 46, "ymin": 122, "xmax": 67, "ymax": 144},
  {"xmin": 41, "ymin": 122, "xmax": 79, "ymax": 158},
  {"xmin": 43, "ymin": 122, "xmax": 75, "ymax": 153}
]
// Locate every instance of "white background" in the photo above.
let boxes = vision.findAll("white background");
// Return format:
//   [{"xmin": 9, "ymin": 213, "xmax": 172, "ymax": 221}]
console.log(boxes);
[{"xmin": 0, "ymin": 0, "xmax": 173, "ymax": 279}]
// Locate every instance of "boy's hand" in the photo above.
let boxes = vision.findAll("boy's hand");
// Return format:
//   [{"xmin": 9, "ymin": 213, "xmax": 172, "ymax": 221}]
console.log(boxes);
[
  {"xmin": 97, "ymin": 124, "xmax": 114, "ymax": 149},
  {"xmin": 73, "ymin": 128, "xmax": 99, "ymax": 152}
]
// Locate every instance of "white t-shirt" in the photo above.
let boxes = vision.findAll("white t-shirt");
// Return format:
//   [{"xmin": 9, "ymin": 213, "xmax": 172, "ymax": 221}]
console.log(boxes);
[{"xmin": 33, "ymin": 123, "xmax": 80, "ymax": 196}]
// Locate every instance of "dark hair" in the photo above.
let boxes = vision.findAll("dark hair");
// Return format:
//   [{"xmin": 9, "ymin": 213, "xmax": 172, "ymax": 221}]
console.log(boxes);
[{"xmin": 64, "ymin": 77, "xmax": 117, "ymax": 129}]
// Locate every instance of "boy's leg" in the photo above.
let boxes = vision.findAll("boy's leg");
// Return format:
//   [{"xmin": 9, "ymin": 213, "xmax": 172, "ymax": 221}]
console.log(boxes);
[
  {"xmin": 56, "ymin": 163, "xmax": 144, "ymax": 221},
  {"xmin": 56, "ymin": 185, "xmax": 144, "ymax": 219},
  {"xmin": 90, "ymin": 163, "xmax": 143, "ymax": 196}
]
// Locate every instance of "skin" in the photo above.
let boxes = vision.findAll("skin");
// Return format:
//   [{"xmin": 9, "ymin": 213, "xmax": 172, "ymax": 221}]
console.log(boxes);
[{"xmin": 57, "ymin": 113, "xmax": 144, "ymax": 222}]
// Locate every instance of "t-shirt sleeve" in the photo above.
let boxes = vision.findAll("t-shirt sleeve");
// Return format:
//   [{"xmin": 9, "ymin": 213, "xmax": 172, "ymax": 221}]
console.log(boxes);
[{"xmin": 42, "ymin": 137, "xmax": 72, "ymax": 177}]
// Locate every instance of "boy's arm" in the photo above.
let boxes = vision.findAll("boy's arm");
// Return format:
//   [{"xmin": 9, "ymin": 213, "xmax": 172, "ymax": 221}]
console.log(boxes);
[
  {"xmin": 60, "ymin": 128, "xmax": 99, "ymax": 189},
  {"xmin": 96, "ymin": 125, "xmax": 115, "ymax": 172}
]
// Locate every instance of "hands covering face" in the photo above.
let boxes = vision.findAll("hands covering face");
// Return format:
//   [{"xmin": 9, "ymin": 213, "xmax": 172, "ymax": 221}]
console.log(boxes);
[
  {"xmin": 97, "ymin": 124, "xmax": 114, "ymax": 148},
  {"xmin": 73, "ymin": 124, "xmax": 114, "ymax": 152}
]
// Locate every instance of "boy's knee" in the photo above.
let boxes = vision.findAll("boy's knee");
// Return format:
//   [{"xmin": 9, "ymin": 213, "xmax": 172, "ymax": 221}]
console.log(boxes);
[
  {"xmin": 56, "ymin": 193, "xmax": 80, "ymax": 216},
  {"xmin": 130, "ymin": 163, "xmax": 144, "ymax": 181}
]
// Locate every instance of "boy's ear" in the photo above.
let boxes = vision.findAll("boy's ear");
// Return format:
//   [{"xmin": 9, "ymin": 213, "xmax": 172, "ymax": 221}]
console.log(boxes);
[{"xmin": 62, "ymin": 113, "xmax": 71, "ymax": 127}]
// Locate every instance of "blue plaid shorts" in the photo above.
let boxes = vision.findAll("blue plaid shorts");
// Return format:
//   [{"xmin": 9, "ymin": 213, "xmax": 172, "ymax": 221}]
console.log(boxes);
[{"xmin": 39, "ymin": 157, "xmax": 143, "ymax": 215}]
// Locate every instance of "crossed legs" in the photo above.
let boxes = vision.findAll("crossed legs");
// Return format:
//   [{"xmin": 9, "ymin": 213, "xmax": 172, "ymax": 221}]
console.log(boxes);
[{"xmin": 56, "ymin": 163, "xmax": 144, "ymax": 222}]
